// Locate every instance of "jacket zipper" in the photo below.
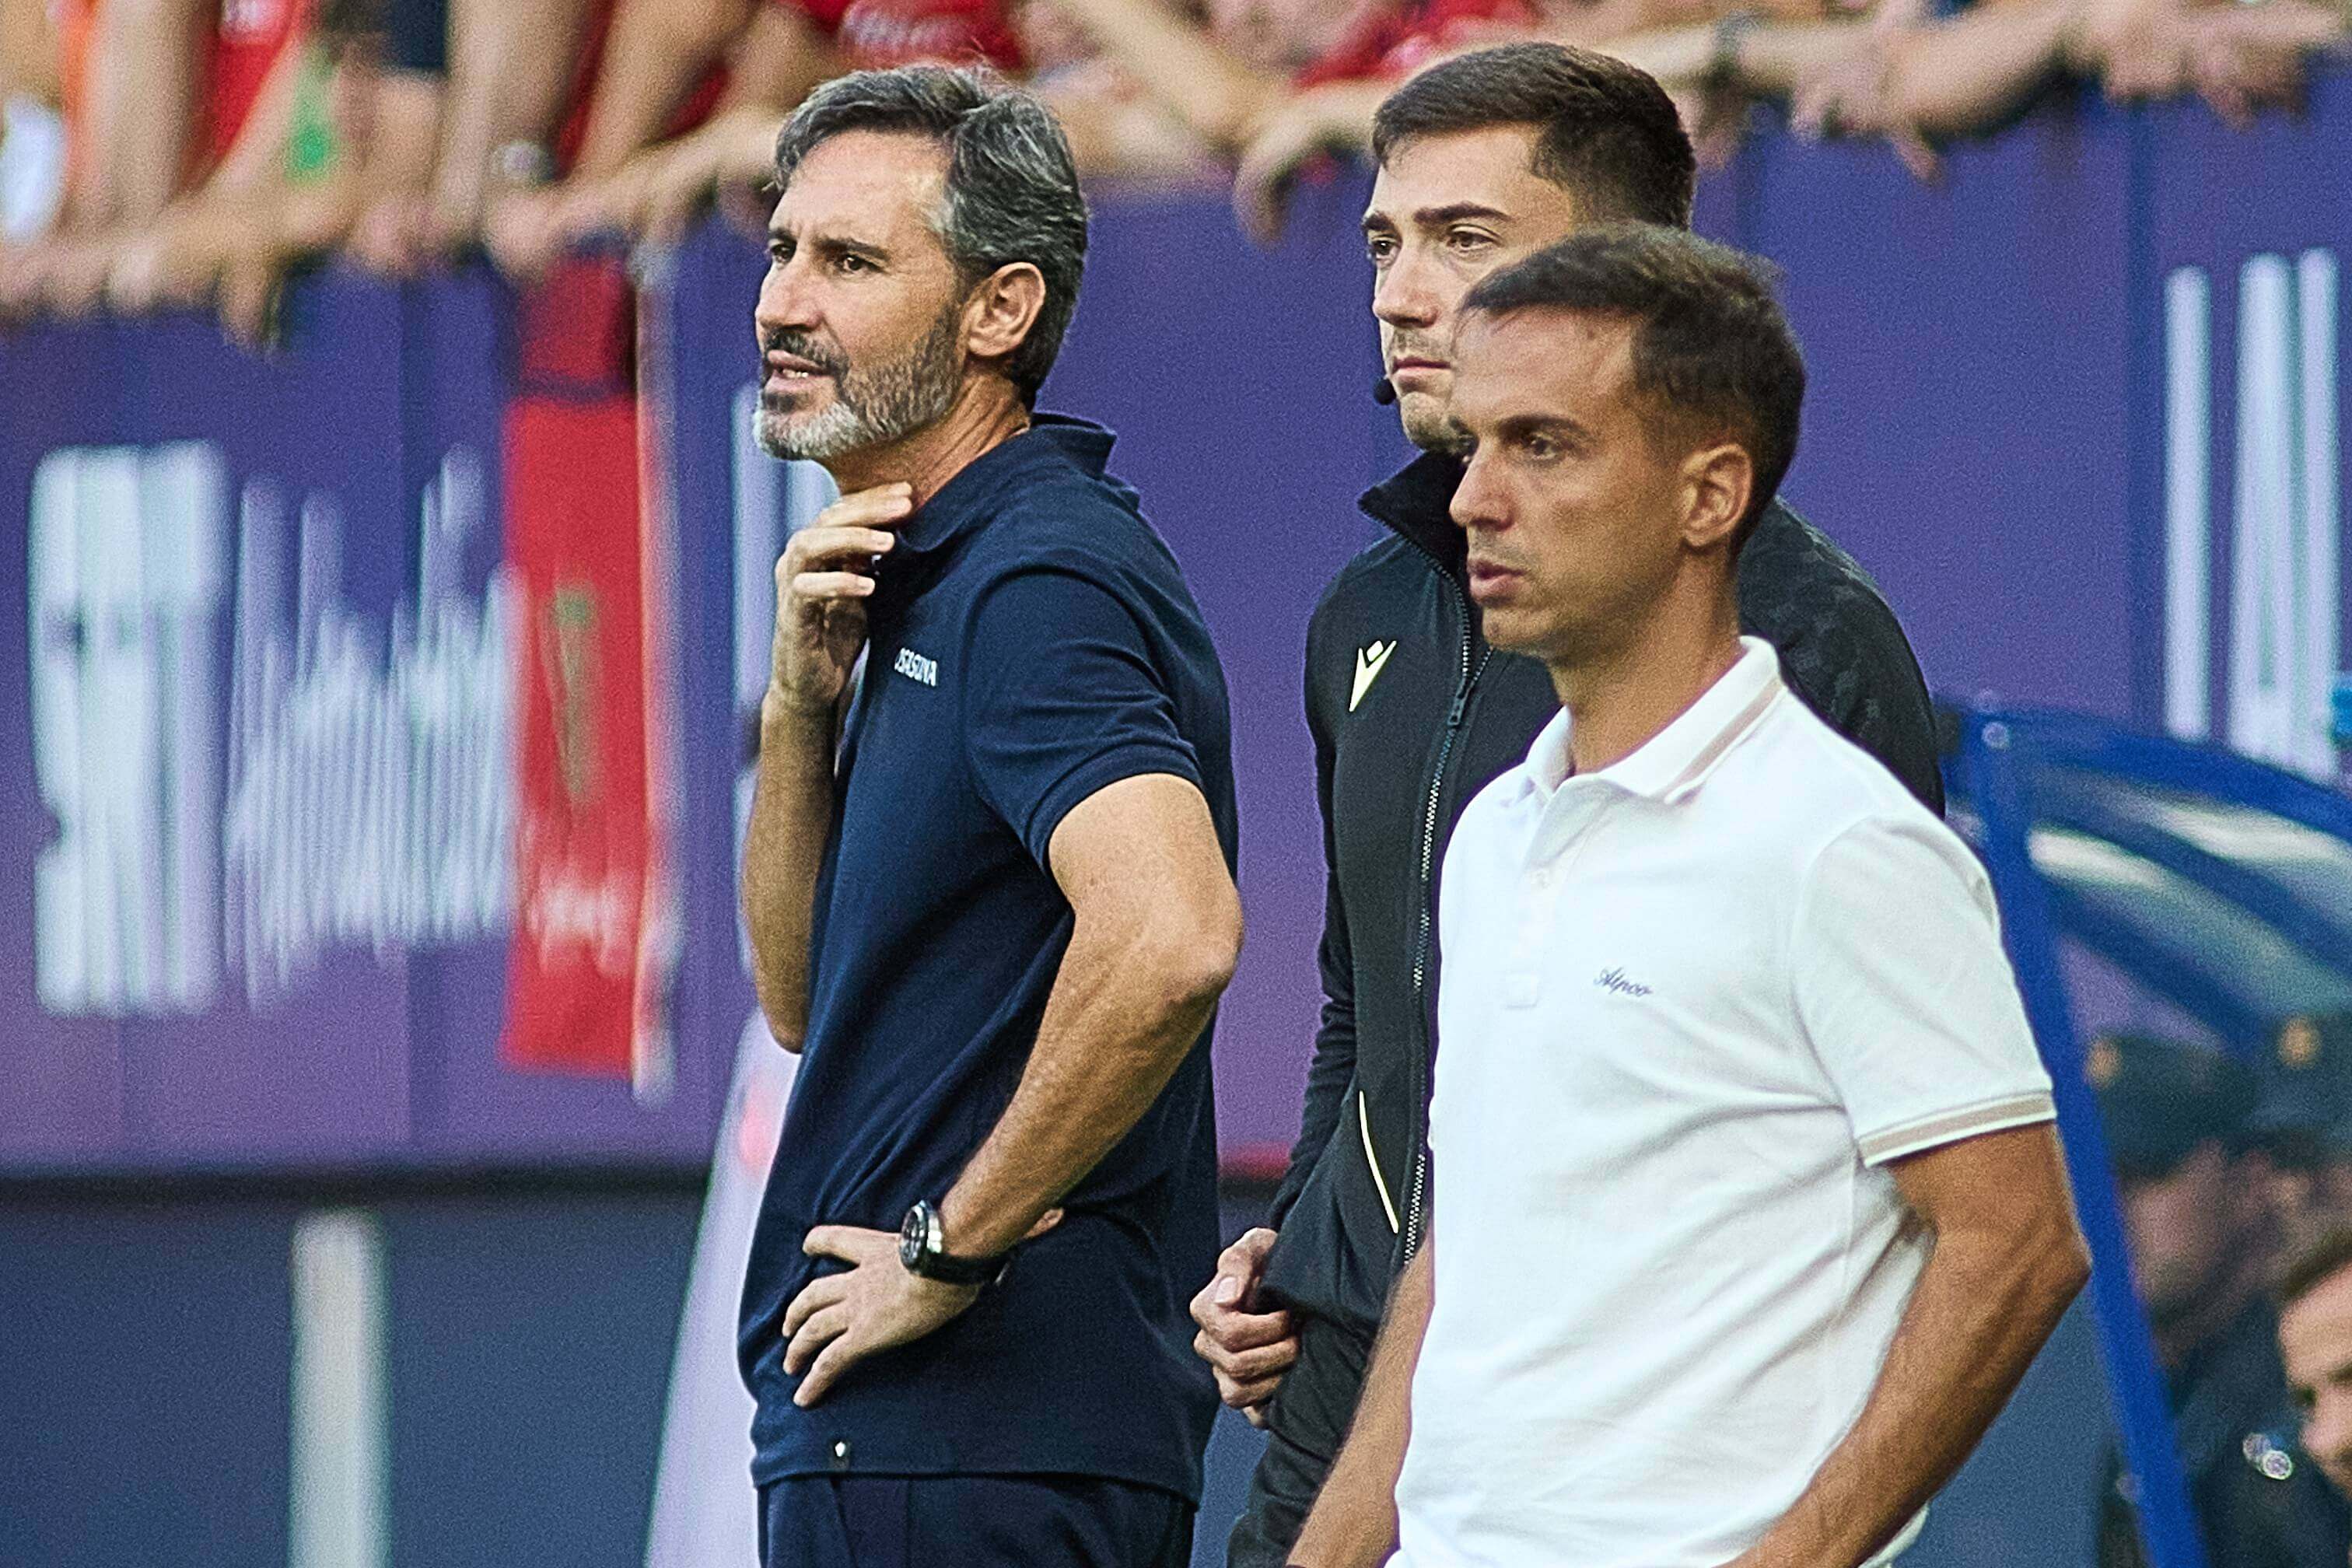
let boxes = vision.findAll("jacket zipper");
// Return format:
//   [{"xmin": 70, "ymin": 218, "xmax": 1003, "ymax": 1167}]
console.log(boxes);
[{"xmin": 1399, "ymin": 544, "xmax": 1487, "ymax": 1262}]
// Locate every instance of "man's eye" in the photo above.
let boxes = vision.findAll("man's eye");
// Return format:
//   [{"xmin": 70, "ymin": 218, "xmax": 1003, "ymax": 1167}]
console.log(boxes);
[
  {"xmin": 1365, "ymin": 235, "xmax": 1397, "ymax": 264},
  {"xmin": 768, "ymin": 243, "xmax": 790, "ymax": 266},
  {"xmin": 835, "ymin": 253, "xmax": 872, "ymax": 275},
  {"xmin": 1447, "ymin": 230, "xmax": 1496, "ymax": 253}
]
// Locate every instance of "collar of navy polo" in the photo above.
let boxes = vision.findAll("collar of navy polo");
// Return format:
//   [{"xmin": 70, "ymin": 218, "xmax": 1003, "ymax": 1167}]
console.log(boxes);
[
  {"xmin": 887, "ymin": 414, "xmax": 1121, "ymax": 556},
  {"xmin": 1510, "ymin": 635, "xmax": 1788, "ymax": 807}
]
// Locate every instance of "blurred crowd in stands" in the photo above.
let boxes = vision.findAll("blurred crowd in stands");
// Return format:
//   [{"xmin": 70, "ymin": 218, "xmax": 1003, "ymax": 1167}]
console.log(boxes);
[
  {"xmin": 2091, "ymin": 1017, "xmax": 2352, "ymax": 1565},
  {"xmin": 0, "ymin": 0, "xmax": 2344, "ymax": 341}
]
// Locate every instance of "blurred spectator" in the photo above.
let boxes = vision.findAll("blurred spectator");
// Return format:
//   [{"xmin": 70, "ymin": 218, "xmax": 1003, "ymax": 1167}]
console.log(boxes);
[
  {"xmin": 1, "ymin": 0, "xmax": 2342, "ymax": 318},
  {"xmin": 66, "ymin": 0, "xmax": 464, "ymax": 343},
  {"xmin": 0, "ymin": 0, "xmax": 66, "ymax": 240},
  {"xmin": 2250, "ymin": 1013, "xmax": 2352, "ymax": 1262},
  {"xmin": 475, "ymin": 0, "xmax": 1118, "ymax": 273},
  {"xmin": 398, "ymin": 0, "xmax": 592, "ymax": 267},
  {"xmin": 2066, "ymin": 0, "xmax": 2346, "ymax": 124},
  {"xmin": 1186, "ymin": 0, "xmax": 2347, "ymax": 236},
  {"xmin": 3, "ymin": 0, "xmax": 322, "ymax": 317},
  {"xmin": 341, "ymin": 0, "xmax": 448, "ymax": 271},
  {"xmin": 4, "ymin": 0, "xmax": 205, "ymax": 312},
  {"xmin": 535, "ymin": 0, "xmax": 1217, "ymax": 255},
  {"xmin": 2279, "ymin": 1227, "xmax": 2352, "ymax": 1508},
  {"xmin": 477, "ymin": 0, "xmax": 834, "ymax": 272},
  {"xmin": 1772, "ymin": 0, "xmax": 2343, "ymax": 177},
  {"xmin": 1043, "ymin": 0, "xmax": 1526, "ymax": 236},
  {"xmin": 2086, "ymin": 1032, "xmax": 2351, "ymax": 1568},
  {"xmin": 475, "ymin": 0, "xmax": 748, "ymax": 276},
  {"xmin": 98, "ymin": 0, "xmax": 393, "ymax": 338}
]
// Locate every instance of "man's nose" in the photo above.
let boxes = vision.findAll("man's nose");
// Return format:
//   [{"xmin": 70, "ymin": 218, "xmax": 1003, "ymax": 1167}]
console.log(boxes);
[
  {"xmin": 1374, "ymin": 243, "xmax": 1443, "ymax": 331},
  {"xmin": 755, "ymin": 257, "xmax": 819, "ymax": 338},
  {"xmin": 1450, "ymin": 449, "xmax": 1506, "ymax": 534}
]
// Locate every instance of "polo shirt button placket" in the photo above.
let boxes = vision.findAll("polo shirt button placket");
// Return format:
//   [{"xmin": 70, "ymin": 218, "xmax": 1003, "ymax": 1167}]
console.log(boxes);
[
  {"xmin": 829, "ymin": 1438, "xmax": 852, "ymax": 1473},
  {"xmin": 1505, "ymin": 854, "xmax": 1556, "ymax": 1009}
]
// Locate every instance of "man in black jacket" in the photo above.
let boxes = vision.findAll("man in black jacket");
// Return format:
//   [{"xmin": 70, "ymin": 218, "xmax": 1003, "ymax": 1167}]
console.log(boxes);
[{"xmin": 1194, "ymin": 44, "xmax": 1949, "ymax": 1568}]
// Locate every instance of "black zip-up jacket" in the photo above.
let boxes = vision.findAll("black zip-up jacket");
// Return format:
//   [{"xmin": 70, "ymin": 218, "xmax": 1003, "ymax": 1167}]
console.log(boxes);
[{"xmin": 1256, "ymin": 452, "xmax": 1947, "ymax": 1340}]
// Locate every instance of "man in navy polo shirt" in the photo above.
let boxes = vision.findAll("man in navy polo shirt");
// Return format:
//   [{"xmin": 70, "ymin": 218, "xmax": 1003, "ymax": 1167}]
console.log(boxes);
[{"xmin": 736, "ymin": 66, "xmax": 1244, "ymax": 1568}]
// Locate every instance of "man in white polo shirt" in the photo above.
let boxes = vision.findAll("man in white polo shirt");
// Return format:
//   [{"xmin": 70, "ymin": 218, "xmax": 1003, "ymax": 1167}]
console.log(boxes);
[{"xmin": 1285, "ymin": 226, "xmax": 2091, "ymax": 1568}]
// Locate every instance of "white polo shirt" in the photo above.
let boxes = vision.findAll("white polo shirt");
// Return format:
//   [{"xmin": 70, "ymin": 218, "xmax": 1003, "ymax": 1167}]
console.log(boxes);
[{"xmin": 1392, "ymin": 637, "xmax": 2054, "ymax": 1568}]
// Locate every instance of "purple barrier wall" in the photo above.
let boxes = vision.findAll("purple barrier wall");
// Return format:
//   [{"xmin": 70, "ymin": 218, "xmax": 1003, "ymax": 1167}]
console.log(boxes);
[{"xmin": 3, "ymin": 81, "xmax": 2345, "ymax": 1175}]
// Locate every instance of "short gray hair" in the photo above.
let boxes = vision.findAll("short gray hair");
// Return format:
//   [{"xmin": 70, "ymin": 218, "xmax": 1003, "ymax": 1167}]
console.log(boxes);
[{"xmin": 774, "ymin": 66, "xmax": 1088, "ymax": 406}]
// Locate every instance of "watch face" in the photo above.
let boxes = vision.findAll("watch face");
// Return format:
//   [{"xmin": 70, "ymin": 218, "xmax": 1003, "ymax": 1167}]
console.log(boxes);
[{"xmin": 899, "ymin": 1204, "xmax": 927, "ymax": 1270}]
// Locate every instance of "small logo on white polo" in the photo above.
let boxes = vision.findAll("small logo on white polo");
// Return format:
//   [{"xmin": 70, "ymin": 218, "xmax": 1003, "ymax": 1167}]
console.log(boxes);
[
  {"xmin": 893, "ymin": 647, "xmax": 938, "ymax": 687},
  {"xmin": 1595, "ymin": 968, "xmax": 1651, "ymax": 998}
]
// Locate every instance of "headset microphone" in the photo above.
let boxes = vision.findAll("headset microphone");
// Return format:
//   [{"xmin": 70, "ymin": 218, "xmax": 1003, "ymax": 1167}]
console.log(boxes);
[{"xmin": 1372, "ymin": 377, "xmax": 1397, "ymax": 405}]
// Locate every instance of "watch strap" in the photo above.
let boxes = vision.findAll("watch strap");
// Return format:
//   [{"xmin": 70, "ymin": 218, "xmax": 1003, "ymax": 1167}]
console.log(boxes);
[{"xmin": 900, "ymin": 1199, "xmax": 1010, "ymax": 1287}]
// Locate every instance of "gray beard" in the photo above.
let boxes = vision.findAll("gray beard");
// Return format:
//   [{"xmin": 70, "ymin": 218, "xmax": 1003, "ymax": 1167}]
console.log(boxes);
[{"xmin": 757, "ymin": 305, "xmax": 966, "ymax": 464}]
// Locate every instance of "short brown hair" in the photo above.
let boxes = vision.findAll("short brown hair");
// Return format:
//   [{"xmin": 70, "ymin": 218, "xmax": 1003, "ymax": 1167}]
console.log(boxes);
[
  {"xmin": 2282, "ymin": 1227, "xmax": 2352, "ymax": 1310},
  {"xmin": 1461, "ymin": 224, "xmax": 1804, "ymax": 543},
  {"xmin": 1371, "ymin": 44, "xmax": 1696, "ymax": 229}
]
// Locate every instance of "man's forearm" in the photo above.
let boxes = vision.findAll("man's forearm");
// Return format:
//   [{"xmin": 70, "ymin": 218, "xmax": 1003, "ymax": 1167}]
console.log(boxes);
[
  {"xmin": 940, "ymin": 903, "xmax": 1234, "ymax": 1258},
  {"xmin": 1738, "ymin": 1218, "xmax": 2086, "ymax": 1567},
  {"xmin": 432, "ymin": 0, "xmax": 594, "ymax": 222},
  {"xmin": 740, "ymin": 691, "xmax": 838, "ymax": 1050},
  {"xmin": 1041, "ymin": 0, "xmax": 1286, "ymax": 149},
  {"xmin": 713, "ymin": 4, "xmax": 837, "ymax": 115},
  {"xmin": 356, "ymin": 74, "xmax": 446, "ymax": 205},
  {"xmin": 1885, "ymin": 0, "xmax": 2077, "ymax": 136},
  {"xmin": 1290, "ymin": 1241, "xmax": 1433, "ymax": 1568},
  {"xmin": 567, "ymin": 0, "xmax": 753, "ymax": 178},
  {"xmin": 83, "ymin": 0, "xmax": 209, "ymax": 226}
]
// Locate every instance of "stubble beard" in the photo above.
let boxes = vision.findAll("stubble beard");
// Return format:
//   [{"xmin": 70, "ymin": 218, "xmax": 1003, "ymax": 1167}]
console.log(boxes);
[
  {"xmin": 1398, "ymin": 389, "xmax": 1455, "ymax": 454},
  {"xmin": 757, "ymin": 303, "xmax": 966, "ymax": 464}
]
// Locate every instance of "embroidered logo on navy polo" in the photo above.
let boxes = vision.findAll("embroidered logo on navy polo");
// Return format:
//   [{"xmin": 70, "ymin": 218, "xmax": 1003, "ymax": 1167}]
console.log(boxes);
[
  {"xmin": 1595, "ymin": 967, "xmax": 1652, "ymax": 998},
  {"xmin": 893, "ymin": 647, "xmax": 939, "ymax": 688}
]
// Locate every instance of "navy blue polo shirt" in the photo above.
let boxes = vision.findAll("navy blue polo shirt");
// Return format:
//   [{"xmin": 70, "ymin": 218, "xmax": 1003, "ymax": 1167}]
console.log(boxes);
[{"xmin": 738, "ymin": 415, "xmax": 1234, "ymax": 1502}]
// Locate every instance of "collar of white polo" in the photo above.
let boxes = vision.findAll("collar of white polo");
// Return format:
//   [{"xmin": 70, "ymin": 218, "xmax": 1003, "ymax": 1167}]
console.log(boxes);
[{"xmin": 1514, "ymin": 635, "xmax": 1787, "ymax": 807}]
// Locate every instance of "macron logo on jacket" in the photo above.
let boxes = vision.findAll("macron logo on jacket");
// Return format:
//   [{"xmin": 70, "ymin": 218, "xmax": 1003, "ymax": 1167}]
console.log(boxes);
[{"xmin": 1351, "ymin": 640, "xmax": 1395, "ymax": 712}]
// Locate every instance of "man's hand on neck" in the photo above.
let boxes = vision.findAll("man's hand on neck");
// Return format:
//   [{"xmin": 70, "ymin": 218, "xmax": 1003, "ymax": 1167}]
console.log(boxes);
[{"xmin": 827, "ymin": 375, "xmax": 1034, "ymax": 510}]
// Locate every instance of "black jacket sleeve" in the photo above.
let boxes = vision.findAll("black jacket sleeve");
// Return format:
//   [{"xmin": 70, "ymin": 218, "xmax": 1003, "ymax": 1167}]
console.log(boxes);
[
  {"xmin": 1269, "ymin": 607, "xmax": 1357, "ymax": 1232},
  {"xmin": 1737, "ymin": 500, "xmax": 1947, "ymax": 816}
]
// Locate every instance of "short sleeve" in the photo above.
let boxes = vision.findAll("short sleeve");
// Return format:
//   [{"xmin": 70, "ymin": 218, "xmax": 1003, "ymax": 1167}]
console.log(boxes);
[
  {"xmin": 961, "ymin": 566, "xmax": 1202, "ymax": 870},
  {"xmin": 1793, "ymin": 813, "xmax": 2054, "ymax": 1166}
]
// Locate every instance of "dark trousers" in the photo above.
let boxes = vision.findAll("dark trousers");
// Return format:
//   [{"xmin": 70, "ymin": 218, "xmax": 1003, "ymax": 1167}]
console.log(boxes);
[
  {"xmin": 1226, "ymin": 1314, "xmax": 1374, "ymax": 1568},
  {"xmin": 759, "ymin": 1473, "xmax": 1195, "ymax": 1568}
]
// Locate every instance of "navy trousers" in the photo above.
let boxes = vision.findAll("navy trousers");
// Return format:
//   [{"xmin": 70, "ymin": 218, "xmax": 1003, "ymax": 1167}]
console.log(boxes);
[{"xmin": 758, "ymin": 1474, "xmax": 1195, "ymax": 1568}]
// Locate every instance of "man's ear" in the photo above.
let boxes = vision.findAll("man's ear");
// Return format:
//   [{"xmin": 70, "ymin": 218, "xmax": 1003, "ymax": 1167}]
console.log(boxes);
[
  {"xmin": 1680, "ymin": 441, "xmax": 1754, "ymax": 554},
  {"xmin": 963, "ymin": 261, "xmax": 1047, "ymax": 367}
]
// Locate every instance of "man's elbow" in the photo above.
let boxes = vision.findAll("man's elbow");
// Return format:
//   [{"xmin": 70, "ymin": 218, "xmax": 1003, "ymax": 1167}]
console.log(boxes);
[
  {"xmin": 744, "ymin": 950, "xmax": 808, "ymax": 1052},
  {"xmin": 2046, "ymin": 1215, "xmax": 2094, "ymax": 1306},
  {"xmin": 2015, "ymin": 1200, "xmax": 2092, "ymax": 1321},
  {"xmin": 755, "ymin": 997, "xmax": 807, "ymax": 1055},
  {"xmin": 1152, "ymin": 887, "xmax": 1244, "ymax": 1015}
]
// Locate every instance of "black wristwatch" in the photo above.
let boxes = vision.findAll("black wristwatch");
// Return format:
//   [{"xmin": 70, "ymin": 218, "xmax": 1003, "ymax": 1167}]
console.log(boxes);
[{"xmin": 898, "ymin": 1199, "xmax": 1010, "ymax": 1288}]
